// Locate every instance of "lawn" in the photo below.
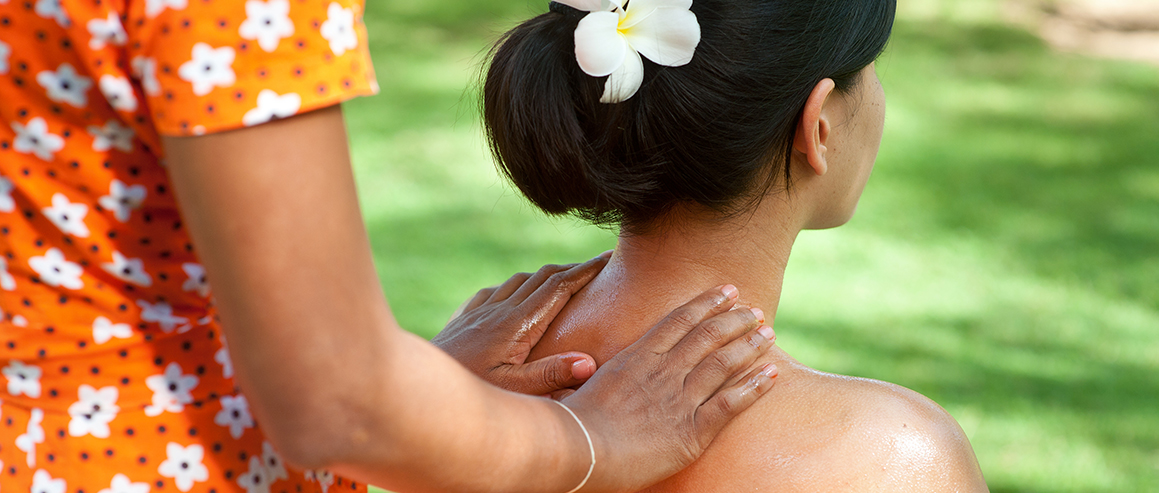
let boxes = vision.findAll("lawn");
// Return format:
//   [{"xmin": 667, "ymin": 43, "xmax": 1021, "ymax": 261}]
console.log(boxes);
[{"xmin": 346, "ymin": 0, "xmax": 1159, "ymax": 491}]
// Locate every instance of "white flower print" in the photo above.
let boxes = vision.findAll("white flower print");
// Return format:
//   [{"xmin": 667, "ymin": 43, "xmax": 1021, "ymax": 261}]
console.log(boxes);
[
  {"xmin": 320, "ymin": 2, "xmax": 357, "ymax": 56},
  {"xmin": 146, "ymin": 0, "xmax": 187, "ymax": 17},
  {"xmin": 42, "ymin": 193, "xmax": 91, "ymax": 238},
  {"xmin": 132, "ymin": 56, "xmax": 161, "ymax": 96},
  {"xmin": 0, "ymin": 40, "xmax": 10, "ymax": 74},
  {"xmin": 181, "ymin": 263, "xmax": 210, "ymax": 297},
  {"xmin": 215, "ymin": 334, "xmax": 234, "ymax": 378},
  {"xmin": 3, "ymin": 360, "xmax": 42, "ymax": 397},
  {"xmin": 102, "ymin": 251, "xmax": 153, "ymax": 286},
  {"xmin": 12, "ymin": 117, "xmax": 65, "ymax": 161},
  {"xmin": 15, "ymin": 408, "xmax": 44, "ymax": 467},
  {"xmin": 67, "ymin": 384, "xmax": 120, "ymax": 438},
  {"xmin": 28, "ymin": 248, "xmax": 84, "ymax": 289},
  {"xmin": 0, "ymin": 176, "xmax": 13, "ymax": 212},
  {"xmin": 0, "ymin": 257, "xmax": 16, "ymax": 290},
  {"xmin": 88, "ymin": 120, "xmax": 135, "ymax": 153},
  {"xmin": 240, "ymin": 0, "xmax": 294, "ymax": 52},
  {"xmin": 144, "ymin": 362, "xmax": 198, "ymax": 416},
  {"xmin": 34, "ymin": 0, "xmax": 69, "ymax": 27},
  {"xmin": 157, "ymin": 443, "xmax": 209, "ymax": 492},
  {"xmin": 100, "ymin": 75, "xmax": 138, "ymax": 112},
  {"xmin": 305, "ymin": 470, "xmax": 335, "ymax": 492},
  {"xmin": 178, "ymin": 43, "xmax": 236, "ymax": 96},
  {"xmin": 98, "ymin": 474, "xmax": 150, "ymax": 493},
  {"xmin": 87, "ymin": 12, "xmax": 127, "ymax": 49},
  {"xmin": 98, "ymin": 179, "xmax": 147, "ymax": 222},
  {"xmin": 262, "ymin": 441, "xmax": 289, "ymax": 482},
  {"xmin": 242, "ymin": 90, "xmax": 301, "ymax": 126},
  {"xmin": 31, "ymin": 469, "xmax": 66, "ymax": 493},
  {"xmin": 137, "ymin": 300, "xmax": 190, "ymax": 333},
  {"xmin": 92, "ymin": 316, "xmax": 133, "ymax": 344},
  {"xmin": 237, "ymin": 456, "xmax": 272, "ymax": 493},
  {"xmin": 213, "ymin": 394, "xmax": 254, "ymax": 439},
  {"xmin": 36, "ymin": 63, "xmax": 92, "ymax": 108},
  {"xmin": 13, "ymin": 314, "xmax": 28, "ymax": 326}
]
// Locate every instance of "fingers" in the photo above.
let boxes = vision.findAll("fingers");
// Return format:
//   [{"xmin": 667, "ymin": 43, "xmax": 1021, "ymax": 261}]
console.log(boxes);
[
  {"xmin": 683, "ymin": 323, "xmax": 775, "ymax": 399},
  {"xmin": 693, "ymin": 363, "xmax": 778, "ymax": 448},
  {"xmin": 498, "ymin": 352, "xmax": 597, "ymax": 396},
  {"xmin": 628, "ymin": 285, "xmax": 742, "ymax": 355},
  {"xmin": 485, "ymin": 272, "xmax": 534, "ymax": 304},
  {"xmin": 508, "ymin": 255, "xmax": 605, "ymax": 305},
  {"xmin": 669, "ymin": 306, "xmax": 763, "ymax": 368},
  {"xmin": 501, "ymin": 256, "xmax": 609, "ymax": 349}
]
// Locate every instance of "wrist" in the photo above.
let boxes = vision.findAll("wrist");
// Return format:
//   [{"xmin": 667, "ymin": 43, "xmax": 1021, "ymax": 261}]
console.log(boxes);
[{"xmin": 544, "ymin": 398, "xmax": 599, "ymax": 493}]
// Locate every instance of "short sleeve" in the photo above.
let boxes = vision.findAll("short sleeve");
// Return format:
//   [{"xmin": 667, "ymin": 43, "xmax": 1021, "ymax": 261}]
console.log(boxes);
[{"xmin": 125, "ymin": 0, "xmax": 379, "ymax": 136}]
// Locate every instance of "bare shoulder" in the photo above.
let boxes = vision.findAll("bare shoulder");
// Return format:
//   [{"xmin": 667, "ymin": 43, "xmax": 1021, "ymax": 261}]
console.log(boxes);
[
  {"xmin": 804, "ymin": 370, "xmax": 990, "ymax": 492},
  {"xmin": 646, "ymin": 361, "xmax": 988, "ymax": 493}
]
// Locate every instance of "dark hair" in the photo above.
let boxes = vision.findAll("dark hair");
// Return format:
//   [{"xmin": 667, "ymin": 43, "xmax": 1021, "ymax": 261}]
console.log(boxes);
[{"xmin": 483, "ymin": 0, "xmax": 896, "ymax": 231}]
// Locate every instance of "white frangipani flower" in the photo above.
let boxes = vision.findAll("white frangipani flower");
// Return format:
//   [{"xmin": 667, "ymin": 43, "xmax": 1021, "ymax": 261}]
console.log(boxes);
[
  {"xmin": 88, "ymin": 11, "xmax": 127, "ymax": 49},
  {"xmin": 16, "ymin": 409, "xmax": 45, "ymax": 467},
  {"xmin": 132, "ymin": 56, "xmax": 162, "ymax": 96},
  {"xmin": 0, "ymin": 176, "xmax": 13, "ymax": 213},
  {"xmin": 36, "ymin": 63, "xmax": 92, "ymax": 107},
  {"xmin": 29, "ymin": 248, "xmax": 84, "ymax": 289},
  {"xmin": 0, "ymin": 257, "xmax": 16, "ymax": 290},
  {"xmin": 88, "ymin": 120, "xmax": 135, "ymax": 153},
  {"xmin": 92, "ymin": 316, "xmax": 133, "ymax": 344},
  {"xmin": 137, "ymin": 299, "xmax": 190, "ymax": 333},
  {"xmin": 239, "ymin": 0, "xmax": 295, "ymax": 52},
  {"xmin": 214, "ymin": 394, "xmax": 254, "ymax": 439},
  {"xmin": 100, "ymin": 75, "xmax": 139, "ymax": 112},
  {"xmin": 67, "ymin": 384, "xmax": 120, "ymax": 438},
  {"xmin": 102, "ymin": 251, "xmax": 153, "ymax": 287},
  {"xmin": 320, "ymin": 2, "xmax": 357, "ymax": 56},
  {"xmin": 42, "ymin": 193, "xmax": 91, "ymax": 238},
  {"xmin": 31, "ymin": 468, "xmax": 66, "ymax": 493},
  {"xmin": 559, "ymin": 0, "xmax": 700, "ymax": 103},
  {"xmin": 144, "ymin": 362, "xmax": 198, "ymax": 416},
  {"xmin": 99, "ymin": 179, "xmax": 147, "ymax": 222},
  {"xmin": 178, "ymin": 43, "xmax": 236, "ymax": 96},
  {"xmin": 98, "ymin": 474, "xmax": 151, "ymax": 493},
  {"xmin": 157, "ymin": 442, "xmax": 209, "ymax": 492},
  {"xmin": 242, "ymin": 90, "xmax": 301, "ymax": 126},
  {"xmin": 12, "ymin": 117, "xmax": 66, "ymax": 161},
  {"xmin": 3, "ymin": 360, "xmax": 42, "ymax": 397}
]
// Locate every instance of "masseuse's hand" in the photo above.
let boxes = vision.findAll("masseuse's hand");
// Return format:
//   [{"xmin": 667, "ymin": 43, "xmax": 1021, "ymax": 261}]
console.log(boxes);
[
  {"xmin": 432, "ymin": 254, "xmax": 609, "ymax": 396},
  {"xmin": 562, "ymin": 285, "xmax": 779, "ymax": 492}
]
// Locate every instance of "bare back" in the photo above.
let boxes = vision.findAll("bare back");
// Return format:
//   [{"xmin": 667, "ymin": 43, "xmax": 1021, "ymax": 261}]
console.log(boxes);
[{"xmin": 528, "ymin": 274, "xmax": 989, "ymax": 492}]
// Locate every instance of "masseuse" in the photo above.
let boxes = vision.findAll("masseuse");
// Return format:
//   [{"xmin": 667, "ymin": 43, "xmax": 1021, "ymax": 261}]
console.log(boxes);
[{"xmin": 0, "ymin": 0, "xmax": 779, "ymax": 491}]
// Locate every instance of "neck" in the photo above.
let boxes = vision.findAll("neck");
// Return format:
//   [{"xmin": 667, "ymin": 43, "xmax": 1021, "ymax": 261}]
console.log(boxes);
[{"xmin": 608, "ymin": 197, "xmax": 803, "ymax": 326}]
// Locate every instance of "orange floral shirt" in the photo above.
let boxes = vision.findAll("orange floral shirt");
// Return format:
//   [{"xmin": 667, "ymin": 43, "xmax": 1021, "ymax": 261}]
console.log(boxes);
[{"xmin": 0, "ymin": 0, "xmax": 377, "ymax": 491}]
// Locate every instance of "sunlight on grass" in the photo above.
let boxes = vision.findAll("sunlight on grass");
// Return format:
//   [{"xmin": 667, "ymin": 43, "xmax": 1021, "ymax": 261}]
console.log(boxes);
[{"xmin": 348, "ymin": 0, "xmax": 1159, "ymax": 490}]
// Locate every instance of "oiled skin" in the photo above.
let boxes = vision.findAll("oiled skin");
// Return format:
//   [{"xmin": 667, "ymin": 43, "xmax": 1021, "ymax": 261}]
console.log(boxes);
[
  {"xmin": 525, "ymin": 65, "xmax": 989, "ymax": 493},
  {"xmin": 528, "ymin": 276, "xmax": 988, "ymax": 492}
]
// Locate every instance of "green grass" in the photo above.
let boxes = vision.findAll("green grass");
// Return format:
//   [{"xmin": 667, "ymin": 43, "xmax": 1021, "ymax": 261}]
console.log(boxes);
[{"xmin": 349, "ymin": 0, "xmax": 1159, "ymax": 491}]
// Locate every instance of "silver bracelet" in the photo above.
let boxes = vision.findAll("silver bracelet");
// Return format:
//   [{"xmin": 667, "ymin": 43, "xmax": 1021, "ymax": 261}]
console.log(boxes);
[{"xmin": 551, "ymin": 400, "xmax": 595, "ymax": 493}]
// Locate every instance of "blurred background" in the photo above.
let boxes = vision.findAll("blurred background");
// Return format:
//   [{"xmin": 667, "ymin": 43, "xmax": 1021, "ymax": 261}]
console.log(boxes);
[{"xmin": 347, "ymin": 0, "xmax": 1159, "ymax": 491}]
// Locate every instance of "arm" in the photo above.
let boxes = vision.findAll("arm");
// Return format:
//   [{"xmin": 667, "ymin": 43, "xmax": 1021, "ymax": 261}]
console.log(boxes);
[{"xmin": 162, "ymin": 105, "xmax": 778, "ymax": 492}]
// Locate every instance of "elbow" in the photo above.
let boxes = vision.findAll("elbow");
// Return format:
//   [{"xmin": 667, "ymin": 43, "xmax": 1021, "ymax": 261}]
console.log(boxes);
[{"xmin": 255, "ymin": 400, "xmax": 400, "ymax": 471}]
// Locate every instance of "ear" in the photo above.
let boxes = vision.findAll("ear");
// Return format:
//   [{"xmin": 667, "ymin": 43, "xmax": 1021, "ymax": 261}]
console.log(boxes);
[{"xmin": 793, "ymin": 78, "xmax": 836, "ymax": 176}]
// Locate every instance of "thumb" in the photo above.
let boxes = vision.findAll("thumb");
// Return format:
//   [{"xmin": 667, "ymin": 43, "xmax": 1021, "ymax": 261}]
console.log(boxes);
[{"xmin": 500, "ymin": 352, "xmax": 596, "ymax": 396}]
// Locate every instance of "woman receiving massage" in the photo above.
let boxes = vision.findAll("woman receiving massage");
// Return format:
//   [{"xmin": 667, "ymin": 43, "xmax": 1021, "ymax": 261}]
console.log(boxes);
[{"xmin": 481, "ymin": 0, "xmax": 989, "ymax": 489}]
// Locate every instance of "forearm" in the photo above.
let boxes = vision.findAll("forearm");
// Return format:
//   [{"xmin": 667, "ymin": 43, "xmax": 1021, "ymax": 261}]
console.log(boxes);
[{"xmin": 328, "ymin": 330, "xmax": 590, "ymax": 493}]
